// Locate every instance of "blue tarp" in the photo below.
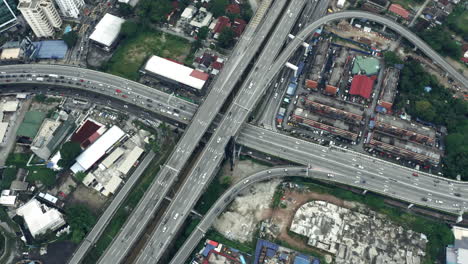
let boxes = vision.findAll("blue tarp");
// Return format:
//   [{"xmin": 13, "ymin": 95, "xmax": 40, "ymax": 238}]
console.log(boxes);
[
  {"xmin": 202, "ymin": 244, "xmax": 215, "ymax": 257},
  {"xmin": 33, "ymin": 40, "xmax": 68, "ymax": 59},
  {"xmin": 254, "ymin": 240, "xmax": 279, "ymax": 264},
  {"xmin": 296, "ymin": 61, "xmax": 305, "ymax": 77},
  {"xmin": 294, "ymin": 254, "xmax": 311, "ymax": 264}
]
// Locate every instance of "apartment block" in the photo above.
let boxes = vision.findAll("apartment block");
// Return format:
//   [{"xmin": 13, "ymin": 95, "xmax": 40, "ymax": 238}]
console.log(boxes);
[{"xmin": 18, "ymin": 0, "xmax": 62, "ymax": 38}]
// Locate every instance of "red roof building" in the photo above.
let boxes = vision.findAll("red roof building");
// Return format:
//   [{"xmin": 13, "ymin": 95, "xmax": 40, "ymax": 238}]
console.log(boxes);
[
  {"xmin": 325, "ymin": 85, "xmax": 338, "ymax": 95},
  {"xmin": 71, "ymin": 120, "xmax": 103, "ymax": 148},
  {"xmin": 388, "ymin": 4, "xmax": 410, "ymax": 20},
  {"xmin": 232, "ymin": 18, "xmax": 246, "ymax": 37},
  {"xmin": 226, "ymin": 3, "xmax": 241, "ymax": 14},
  {"xmin": 213, "ymin": 16, "xmax": 231, "ymax": 34},
  {"xmin": 211, "ymin": 61, "xmax": 224, "ymax": 70},
  {"xmin": 306, "ymin": 79, "xmax": 318, "ymax": 89},
  {"xmin": 350, "ymin": 75, "xmax": 374, "ymax": 99},
  {"xmin": 190, "ymin": 70, "xmax": 209, "ymax": 81}
]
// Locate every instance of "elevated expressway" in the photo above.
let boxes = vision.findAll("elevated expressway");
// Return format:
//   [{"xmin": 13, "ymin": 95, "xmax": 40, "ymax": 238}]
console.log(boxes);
[
  {"xmin": 0, "ymin": 9, "xmax": 467, "ymax": 264},
  {"xmin": 133, "ymin": 1, "xmax": 309, "ymax": 263},
  {"xmin": 98, "ymin": 0, "xmax": 290, "ymax": 263}
]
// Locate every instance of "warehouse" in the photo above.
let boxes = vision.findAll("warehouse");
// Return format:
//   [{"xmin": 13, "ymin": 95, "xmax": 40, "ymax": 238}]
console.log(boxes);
[
  {"xmin": 70, "ymin": 126, "xmax": 126, "ymax": 173},
  {"xmin": 90, "ymin": 13, "xmax": 125, "ymax": 51},
  {"xmin": 142, "ymin": 55, "xmax": 209, "ymax": 92}
]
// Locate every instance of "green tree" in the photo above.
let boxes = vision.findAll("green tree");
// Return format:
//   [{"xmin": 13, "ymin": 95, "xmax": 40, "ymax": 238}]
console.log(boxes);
[
  {"xmin": 149, "ymin": 0, "xmax": 172, "ymax": 23},
  {"xmin": 209, "ymin": 0, "xmax": 228, "ymax": 17},
  {"xmin": 120, "ymin": 21, "xmax": 139, "ymax": 38},
  {"xmin": 217, "ymin": 27, "xmax": 235, "ymax": 48},
  {"xmin": 197, "ymin": 26, "xmax": 209, "ymax": 40},
  {"xmin": 62, "ymin": 31, "xmax": 78, "ymax": 48},
  {"xmin": 58, "ymin": 141, "xmax": 82, "ymax": 168},
  {"xmin": 66, "ymin": 205, "xmax": 96, "ymax": 243},
  {"xmin": 240, "ymin": 4, "xmax": 253, "ymax": 22},
  {"xmin": 75, "ymin": 171, "xmax": 87, "ymax": 182},
  {"xmin": 34, "ymin": 94, "xmax": 46, "ymax": 102},
  {"xmin": 383, "ymin": 51, "xmax": 403, "ymax": 66},
  {"xmin": 118, "ymin": 3, "xmax": 133, "ymax": 17},
  {"xmin": 419, "ymin": 26, "xmax": 461, "ymax": 59}
]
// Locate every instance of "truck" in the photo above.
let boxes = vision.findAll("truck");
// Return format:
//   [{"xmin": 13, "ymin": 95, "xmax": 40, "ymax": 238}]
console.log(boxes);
[
  {"xmin": 278, "ymin": 107, "xmax": 286, "ymax": 117},
  {"xmin": 48, "ymin": 74, "xmax": 59, "ymax": 78},
  {"xmin": 36, "ymin": 77, "xmax": 44, "ymax": 81}
]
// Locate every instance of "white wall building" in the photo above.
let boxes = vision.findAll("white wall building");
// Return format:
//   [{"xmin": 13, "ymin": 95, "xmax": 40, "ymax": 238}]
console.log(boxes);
[
  {"xmin": 18, "ymin": 0, "xmax": 62, "ymax": 38},
  {"xmin": 54, "ymin": 0, "xmax": 84, "ymax": 18},
  {"xmin": 16, "ymin": 199, "xmax": 65, "ymax": 237},
  {"xmin": 89, "ymin": 13, "xmax": 125, "ymax": 51},
  {"xmin": 71, "ymin": 125, "xmax": 126, "ymax": 173}
]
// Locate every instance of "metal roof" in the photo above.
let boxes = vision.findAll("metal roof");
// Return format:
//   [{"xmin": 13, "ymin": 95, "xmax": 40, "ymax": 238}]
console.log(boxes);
[
  {"xmin": 71, "ymin": 126, "xmax": 125, "ymax": 173},
  {"xmin": 90, "ymin": 13, "xmax": 125, "ymax": 47},
  {"xmin": 117, "ymin": 146, "xmax": 144, "ymax": 174},
  {"xmin": 16, "ymin": 199, "xmax": 65, "ymax": 237},
  {"xmin": 144, "ymin": 55, "xmax": 208, "ymax": 90}
]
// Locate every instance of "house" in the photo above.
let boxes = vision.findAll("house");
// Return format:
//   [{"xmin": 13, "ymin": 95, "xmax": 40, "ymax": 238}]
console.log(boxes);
[
  {"xmin": 232, "ymin": 18, "xmax": 246, "ymax": 37},
  {"xmin": 388, "ymin": 4, "xmax": 410, "ymax": 20},
  {"xmin": 212, "ymin": 16, "xmax": 231, "ymax": 38}
]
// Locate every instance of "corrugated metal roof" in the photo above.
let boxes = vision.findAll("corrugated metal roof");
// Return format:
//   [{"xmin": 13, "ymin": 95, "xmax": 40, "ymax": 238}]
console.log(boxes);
[
  {"xmin": 71, "ymin": 126, "xmax": 125, "ymax": 173},
  {"xmin": 144, "ymin": 55, "xmax": 208, "ymax": 90},
  {"xmin": 117, "ymin": 146, "xmax": 144, "ymax": 174},
  {"xmin": 350, "ymin": 75, "xmax": 374, "ymax": 99},
  {"xmin": 33, "ymin": 40, "xmax": 68, "ymax": 59},
  {"xmin": 90, "ymin": 13, "xmax": 125, "ymax": 47}
]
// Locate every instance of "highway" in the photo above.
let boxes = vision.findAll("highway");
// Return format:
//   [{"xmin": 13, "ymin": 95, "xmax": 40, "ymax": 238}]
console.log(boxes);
[
  {"xmin": 97, "ymin": 0, "xmax": 288, "ymax": 263},
  {"xmin": 0, "ymin": 8, "xmax": 467, "ymax": 264},
  {"xmin": 133, "ymin": 1, "xmax": 308, "ymax": 263},
  {"xmin": 67, "ymin": 151, "xmax": 156, "ymax": 264},
  {"xmin": 237, "ymin": 125, "xmax": 468, "ymax": 213},
  {"xmin": 0, "ymin": 64, "xmax": 197, "ymax": 123}
]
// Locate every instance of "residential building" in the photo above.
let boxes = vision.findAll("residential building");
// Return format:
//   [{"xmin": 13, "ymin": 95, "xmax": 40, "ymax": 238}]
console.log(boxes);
[
  {"xmin": 18, "ymin": 0, "xmax": 62, "ymax": 38},
  {"xmin": 54, "ymin": 0, "xmax": 84, "ymax": 18},
  {"xmin": 0, "ymin": 0, "xmax": 18, "ymax": 32},
  {"xmin": 16, "ymin": 198, "xmax": 66, "ymax": 238},
  {"xmin": 388, "ymin": 3, "xmax": 410, "ymax": 20},
  {"xmin": 189, "ymin": 7, "xmax": 212, "ymax": 29},
  {"xmin": 447, "ymin": 226, "xmax": 468, "ymax": 264}
]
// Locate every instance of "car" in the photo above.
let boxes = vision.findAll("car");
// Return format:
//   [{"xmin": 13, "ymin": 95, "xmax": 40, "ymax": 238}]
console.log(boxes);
[
  {"xmin": 267, "ymin": 170, "xmax": 271, "ymax": 174},
  {"xmin": 284, "ymin": 168, "xmax": 288, "ymax": 172},
  {"xmin": 454, "ymin": 193, "xmax": 461, "ymax": 197},
  {"xmin": 173, "ymin": 213, "xmax": 179, "ymax": 220},
  {"xmin": 162, "ymin": 226, "xmax": 167, "ymax": 233},
  {"xmin": 412, "ymin": 172, "xmax": 419, "ymax": 177},
  {"xmin": 243, "ymin": 179, "xmax": 250, "ymax": 184}
]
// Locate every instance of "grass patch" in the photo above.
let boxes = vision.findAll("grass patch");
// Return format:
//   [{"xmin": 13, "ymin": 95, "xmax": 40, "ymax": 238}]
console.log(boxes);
[
  {"xmin": 105, "ymin": 30, "xmax": 192, "ymax": 80},
  {"xmin": 271, "ymin": 188, "xmax": 284, "ymax": 208},
  {"xmin": 27, "ymin": 167, "xmax": 56, "ymax": 188},
  {"xmin": 206, "ymin": 230, "xmax": 254, "ymax": 253},
  {"xmin": 1, "ymin": 168, "xmax": 17, "ymax": 189},
  {"xmin": 5, "ymin": 153, "xmax": 30, "ymax": 167},
  {"xmin": 239, "ymin": 155, "xmax": 274, "ymax": 167},
  {"xmin": 286, "ymin": 177, "xmax": 453, "ymax": 263}
]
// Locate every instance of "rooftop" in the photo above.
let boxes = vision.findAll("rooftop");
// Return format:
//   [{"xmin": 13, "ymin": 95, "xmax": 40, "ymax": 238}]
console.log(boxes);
[
  {"xmin": 90, "ymin": 13, "xmax": 125, "ymax": 47},
  {"xmin": 16, "ymin": 199, "xmax": 66, "ymax": 237},
  {"xmin": 17, "ymin": 111, "xmax": 47, "ymax": 139},
  {"xmin": 351, "ymin": 56, "xmax": 380, "ymax": 75},
  {"xmin": 144, "ymin": 55, "xmax": 208, "ymax": 90},
  {"xmin": 350, "ymin": 75, "xmax": 374, "ymax": 99},
  {"xmin": 388, "ymin": 4, "xmax": 410, "ymax": 19}
]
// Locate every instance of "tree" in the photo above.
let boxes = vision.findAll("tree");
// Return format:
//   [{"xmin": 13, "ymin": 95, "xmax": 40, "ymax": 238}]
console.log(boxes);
[
  {"xmin": 149, "ymin": 0, "xmax": 172, "ymax": 23},
  {"xmin": 34, "ymin": 94, "xmax": 46, "ymax": 102},
  {"xmin": 118, "ymin": 3, "xmax": 133, "ymax": 17},
  {"xmin": 66, "ymin": 205, "xmax": 96, "ymax": 243},
  {"xmin": 58, "ymin": 141, "xmax": 82, "ymax": 168},
  {"xmin": 414, "ymin": 100, "xmax": 436, "ymax": 122},
  {"xmin": 120, "ymin": 21, "xmax": 139, "ymax": 38},
  {"xmin": 63, "ymin": 31, "xmax": 78, "ymax": 48},
  {"xmin": 217, "ymin": 27, "xmax": 235, "ymax": 49},
  {"xmin": 209, "ymin": 0, "xmax": 228, "ymax": 17},
  {"xmin": 383, "ymin": 51, "xmax": 403, "ymax": 66},
  {"xmin": 197, "ymin": 26, "xmax": 209, "ymax": 40},
  {"xmin": 240, "ymin": 5, "xmax": 253, "ymax": 22},
  {"xmin": 75, "ymin": 171, "xmax": 86, "ymax": 182}
]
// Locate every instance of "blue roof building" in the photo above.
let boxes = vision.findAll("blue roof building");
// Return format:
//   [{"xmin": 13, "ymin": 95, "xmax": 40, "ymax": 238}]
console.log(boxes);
[
  {"xmin": 33, "ymin": 40, "xmax": 68, "ymax": 59},
  {"xmin": 294, "ymin": 254, "xmax": 311, "ymax": 264}
]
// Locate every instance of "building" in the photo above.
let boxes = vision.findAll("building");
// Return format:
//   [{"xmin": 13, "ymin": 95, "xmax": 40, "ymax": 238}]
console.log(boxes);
[
  {"xmin": 142, "ymin": 55, "xmax": 209, "ymax": 92},
  {"xmin": 180, "ymin": 5, "xmax": 197, "ymax": 24},
  {"xmin": 212, "ymin": 16, "xmax": 231, "ymax": 38},
  {"xmin": 0, "ymin": 190, "xmax": 16, "ymax": 207},
  {"xmin": 33, "ymin": 40, "xmax": 68, "ymax": 59},
  {"xmin": 0, "ymin": 38, "xmax": 37, "ymax": 62},
  {"xmin": 71, "ymin": 125, "xmax": 125, "ymax": 173},
  {"xmin": 18, "ymin": 0, "xmax": 62, "ymax": 38},
  {"xmin": 388, "ymin": 4, "xmax": 410, "ymax": 20},
  {"xmin": 54, "ymin": 0, "xmax": 84, "ymax": 18},
  {"xmin": 89, "ymin": 13, "xmax": 125, "ymax": 51},
  {"xmin": 31, "ymin": 116, "xmax": 76, "ymax": 160},
  {"xmin": 0, "ymin": 0, "xmax": 18, "ymax": 33},
  {"xmin": 447, "ymin": 226, "xmax": 468, "ymax": 264},
  {"xmin": 350, "ymin": 75, "xmax": 374, "ymax": 99},
  {"xmin": 116, "ymin": 146, "xmax": 144, "ymax": 174},
  {"xmin": 337, "ymin": 0, "xmax": 346, "ymax": 8},
  {"xmin": 70, "ymin": 119, "xmax": 105, "ymax": 148},
  {"xmin": 0, "ymin": 122, "xmax": 8, "ymax": 143},
  {"xmin": 351, "ymin": 56, "xmax": 380, "ymax": 75},
  {"xmin": 377, "ymin": 67, "xmax": 399, "ymax": 113},
  {"xmin": 16, "ymin": 199, "xmax": 65, "ymax": 238},
  {"xmin": 189, "ymin": 7, "xmax": 212, "ymax": 29}
]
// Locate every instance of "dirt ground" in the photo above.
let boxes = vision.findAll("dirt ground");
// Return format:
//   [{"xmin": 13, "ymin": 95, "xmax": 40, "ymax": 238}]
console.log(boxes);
[
  {"xmin": 268, "ymin": 188, "xmax": 356, "ymax": 258},
  {"xmin": 220, "ymin": 159, "xmax": 270, "ymax": 184},
  {"xmin": 67, "ymin": 185, "xmax": 108, "ymax": 214}
]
